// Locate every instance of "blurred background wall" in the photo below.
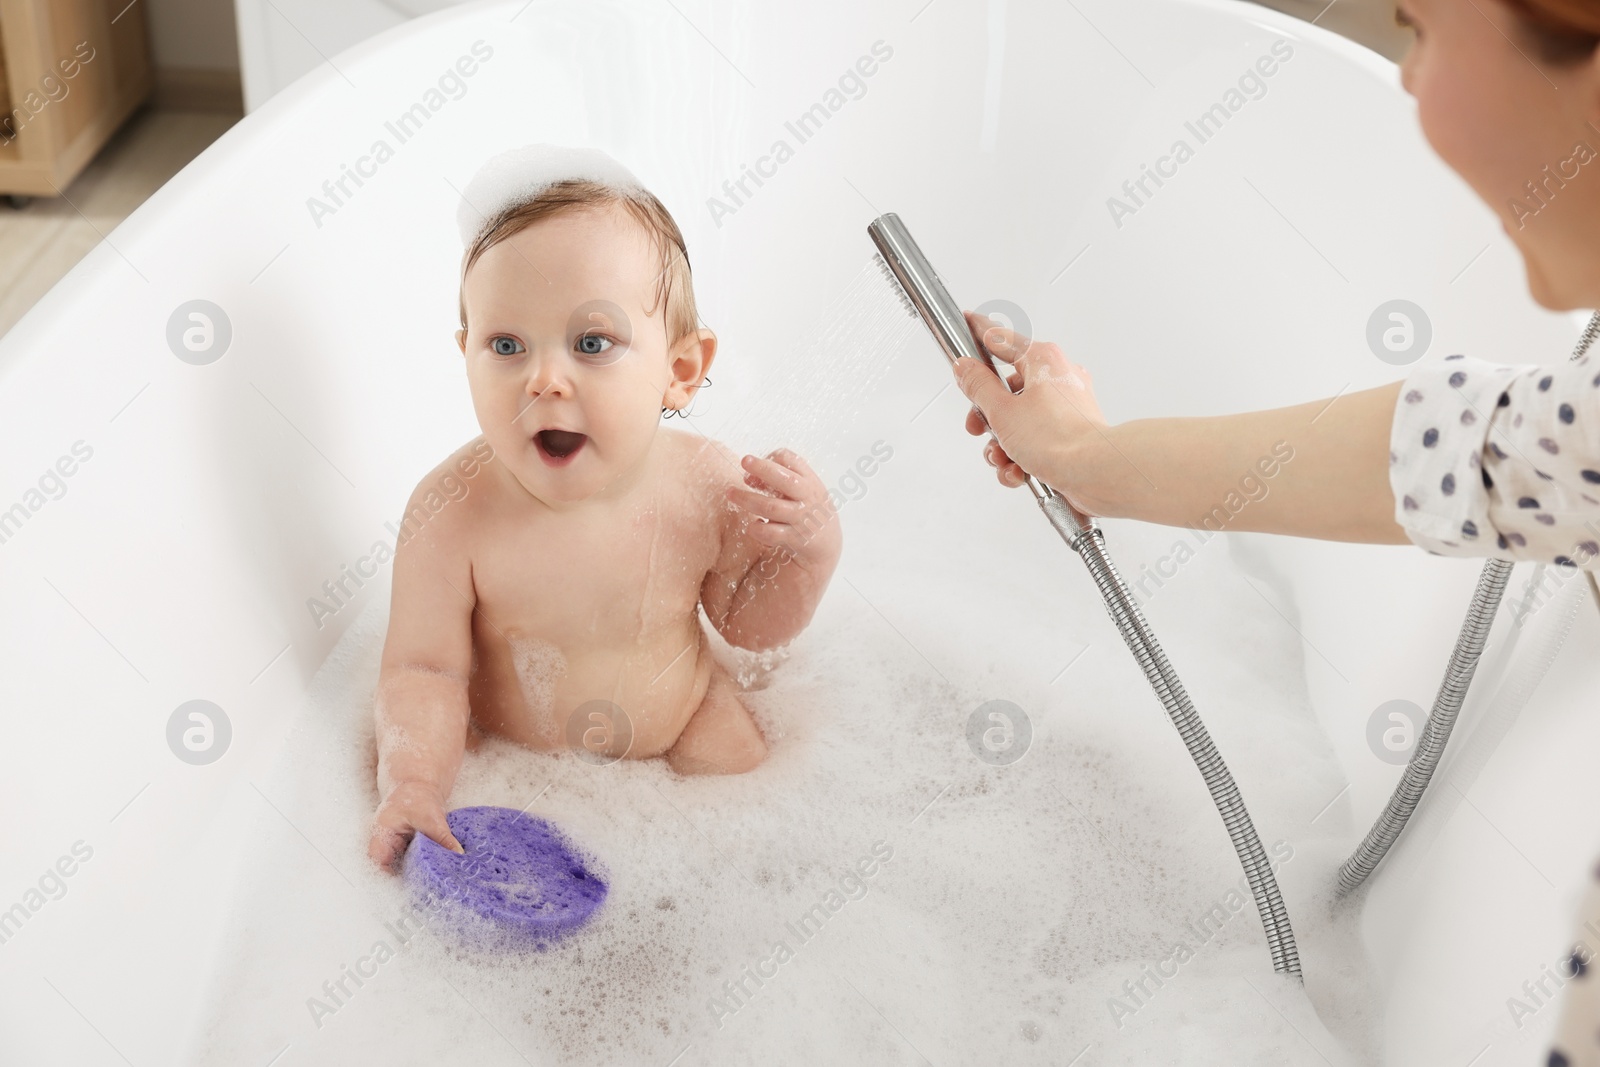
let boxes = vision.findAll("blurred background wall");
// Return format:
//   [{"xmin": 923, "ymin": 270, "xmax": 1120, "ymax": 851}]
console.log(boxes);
[{"xmin": 0, "ymin": 0, "xmax": 1409, "ymax": 340}]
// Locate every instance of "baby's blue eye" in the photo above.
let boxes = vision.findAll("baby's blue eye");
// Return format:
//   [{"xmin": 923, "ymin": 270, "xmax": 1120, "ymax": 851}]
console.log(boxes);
[
  {"xmin": 576, "ymin": 333, "xmax": 614, "ymax": 358},
  {"xmin": 491, "ymin": 336, "xmax": 523, "ymax": 357}
]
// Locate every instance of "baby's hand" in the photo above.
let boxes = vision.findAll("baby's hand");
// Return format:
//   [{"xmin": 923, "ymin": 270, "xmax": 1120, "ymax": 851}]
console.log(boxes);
[
  {"xmin": 727, "ymin": 448, "xmax": 842, "ymax": 575},
  {"xmin": 368, "ymin": 780, "xmax": 465, "ymax": 872}
]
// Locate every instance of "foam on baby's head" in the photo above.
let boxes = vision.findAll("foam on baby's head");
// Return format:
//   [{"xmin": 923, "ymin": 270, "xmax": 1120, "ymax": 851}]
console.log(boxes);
[
  {"xmin": 454, "ymin": 143, "xmax": 700, "ymax": 351},
  {"xmin": 455, "ymin": 143, "xmax": 648, "ymax": 249}
]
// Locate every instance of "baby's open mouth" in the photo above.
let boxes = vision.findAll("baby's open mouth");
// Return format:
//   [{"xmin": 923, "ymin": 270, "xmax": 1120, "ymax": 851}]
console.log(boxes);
[{"xmin": 535, "ymin": 428, "xmax": 588, "ymax": 465}]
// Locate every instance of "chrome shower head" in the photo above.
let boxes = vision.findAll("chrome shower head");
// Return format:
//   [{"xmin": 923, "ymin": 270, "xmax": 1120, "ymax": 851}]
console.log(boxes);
[
  {"xmin": 867, "ymin": 212, "xmax": 990, "ymax": 370},
  {"xmin": 866, "ymin": 211, "xmax": 1084, "ymax": 529}
]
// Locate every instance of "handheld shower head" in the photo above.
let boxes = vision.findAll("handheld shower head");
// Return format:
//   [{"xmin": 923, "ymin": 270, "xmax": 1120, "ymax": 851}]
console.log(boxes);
[
  {"xmin": 867, "ymin": 212, "xmax": 1097, "ymax": 550},
  {"xmin": 867, "ymin": 213, "xmax": 987, "ymax": 368}
]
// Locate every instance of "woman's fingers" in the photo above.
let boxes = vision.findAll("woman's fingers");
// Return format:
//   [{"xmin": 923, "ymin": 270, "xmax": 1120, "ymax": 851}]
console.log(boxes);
[
  {"xmin": 952, "ymin": 309, "xmax": 1108, "ymax": 499},
  {"xmin": 983, "ymin": 440, "xmax": 1027, "ymax": 488},
  {"xmin": 968, "ymin": 310, "xmax": 1074, "ymax": 389},
  {"xmin": 966, "ymin": 310, "xmax": 1031, "ymax": 366},
  {"xmin": 952, "ymin": 354, "xmax": 1012, "ymax": 423}
]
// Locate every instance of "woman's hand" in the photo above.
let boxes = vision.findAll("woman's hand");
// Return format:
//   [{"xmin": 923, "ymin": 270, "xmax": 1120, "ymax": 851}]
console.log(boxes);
[{"xmin": 952, "ymin": 310, "xmax": 1110, "ymax": 516}]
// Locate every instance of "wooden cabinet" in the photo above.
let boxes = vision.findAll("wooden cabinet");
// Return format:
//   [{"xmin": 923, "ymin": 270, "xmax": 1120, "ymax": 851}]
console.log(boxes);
[{"xmin": 0, "ymin": 0, "xmax": 152, "ymax": 198}]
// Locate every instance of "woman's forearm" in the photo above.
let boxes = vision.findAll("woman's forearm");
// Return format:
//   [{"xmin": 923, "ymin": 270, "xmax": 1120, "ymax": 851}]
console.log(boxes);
[{"xmin": 1070, "ymin": 380, "xmax": 1412, "ymax": 545}]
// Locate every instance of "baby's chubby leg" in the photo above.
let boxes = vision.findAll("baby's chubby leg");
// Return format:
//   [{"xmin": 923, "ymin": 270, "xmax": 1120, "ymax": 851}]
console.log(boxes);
[{"xmin": 666, "ymin": 667, "xmax": 767, "ymax": 776}]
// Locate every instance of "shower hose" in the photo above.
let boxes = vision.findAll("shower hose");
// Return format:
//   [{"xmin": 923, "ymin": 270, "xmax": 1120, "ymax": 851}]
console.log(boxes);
[
  {"xmin": 868, "ymin": 211, "xmax": 1301, "ymax": 977},
  {"xmin": 1037, "ymin": 494, "xmax": 1304, "ymax": 977},
  {"xmin": 1336, "ymin": 309, "xmax": 1600, "ymax": 895}
]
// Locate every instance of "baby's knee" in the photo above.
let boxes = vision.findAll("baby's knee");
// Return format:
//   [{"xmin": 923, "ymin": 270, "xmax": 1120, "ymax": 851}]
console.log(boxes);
[
  {"xmin": 668, "ymin": 737, "xmax": 767, "ymax": 776},
  {"xmin": 717, "ymin": 729, "xmax": 768, "ymax": 775},
  {"xmin": 667, "ymin": 706, "xmax": 768, "ymax": 776}
]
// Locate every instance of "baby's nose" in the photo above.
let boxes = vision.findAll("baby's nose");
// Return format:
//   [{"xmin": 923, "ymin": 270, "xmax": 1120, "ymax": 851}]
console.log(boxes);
[{"xmin": 524, "ymin": 355, "xmax": 572, "ymax": 398}]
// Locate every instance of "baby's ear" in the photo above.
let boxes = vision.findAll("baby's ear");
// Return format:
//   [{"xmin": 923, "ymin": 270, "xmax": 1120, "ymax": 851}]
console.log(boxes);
[
  {"xmin": 664, "ymin": 328, "xmax": 717, "ymax": 409},
  {"xmin": 454, "ymin": 327, "xmax": 467, "ymax": 354}
]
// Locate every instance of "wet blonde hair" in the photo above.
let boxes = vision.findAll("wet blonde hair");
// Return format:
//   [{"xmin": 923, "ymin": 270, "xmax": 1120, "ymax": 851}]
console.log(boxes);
[{"xmin": 457, "ymin": 179, "xmax": 699, "ymax": 346}]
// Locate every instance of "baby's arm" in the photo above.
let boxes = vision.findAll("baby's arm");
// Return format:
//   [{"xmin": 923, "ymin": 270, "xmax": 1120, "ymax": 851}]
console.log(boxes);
[
  {"xmin": 367, "ymin": 489, "xmax": 477, "ymax": 871},
  {"xmin": 701, "ymin": 446, "xmax": 842, "ymax": 651}
]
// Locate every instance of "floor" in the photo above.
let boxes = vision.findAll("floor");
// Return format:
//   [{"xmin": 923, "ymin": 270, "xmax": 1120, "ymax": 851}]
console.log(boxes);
[
  {"xmin": 0, "ymin": 108, "xmax": 239, "ymax": 340},
  {"xmin": 0, "ymin": 3, "xmax": 1405, "ymax": 344}
]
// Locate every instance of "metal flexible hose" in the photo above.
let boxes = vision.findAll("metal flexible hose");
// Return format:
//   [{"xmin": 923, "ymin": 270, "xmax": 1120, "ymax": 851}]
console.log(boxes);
[
  {"xmin": 1039, "ymin": 496, "xmax": 1303, "ymax": 976},
  {"xmin": 1335, "ymin": 559, "xmax": 1511, "ymax": 894},
  {"xmin": 1336, "ymin": 310, "xmax": 1600, "ymax": 895},
  {"xmin": 1366, "ymin": 564, "xmax": 1585, "ymax": 890}
]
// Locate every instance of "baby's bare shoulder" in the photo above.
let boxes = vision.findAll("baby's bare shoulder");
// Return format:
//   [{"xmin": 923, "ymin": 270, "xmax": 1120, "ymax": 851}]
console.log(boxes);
[
  {"xmin": 657, "ymin": 430, "xmax": 753, "ymax": 574},
  {"xmin": 663, "ymin": 428, "xmax": 746, "ymax": 521},
  {"xmin": 664, "ymin": 428, "xmax": 742, "ymax": 491},
  {"xmin": 396, "ymin": 436, "xmax": 499, "ymax": 549}
]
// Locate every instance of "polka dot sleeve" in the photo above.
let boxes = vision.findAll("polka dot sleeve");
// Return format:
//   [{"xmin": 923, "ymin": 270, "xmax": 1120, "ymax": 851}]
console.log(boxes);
[
  {"xmin": 1388, "ymin": 352, "xmax": 1600, "ymax": 569},
  {"xmin": 1545, "ymin": 868, "xmax": 1600, "ymax": 1067}
]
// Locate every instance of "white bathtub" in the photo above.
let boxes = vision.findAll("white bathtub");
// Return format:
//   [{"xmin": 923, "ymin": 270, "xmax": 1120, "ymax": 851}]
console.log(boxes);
[{"xmin": 2, "ymin": 1, "xmax": 1597, "ymax": 1063}]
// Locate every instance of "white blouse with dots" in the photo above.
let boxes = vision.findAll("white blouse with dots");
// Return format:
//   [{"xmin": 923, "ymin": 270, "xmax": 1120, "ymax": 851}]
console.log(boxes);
[
  {"xmin": 1390, "ymin": 348, "xmax": 1600, "ymax": 1066},
  {"xmin": 1389, "ymin": 351, "xmax": 1600, "ymax": 569}
]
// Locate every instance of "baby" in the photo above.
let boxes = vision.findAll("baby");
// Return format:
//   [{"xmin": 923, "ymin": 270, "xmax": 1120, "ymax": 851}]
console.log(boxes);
[{"xmin": 367, "ymin": 145, "xmax": 842, "ymax": 869}]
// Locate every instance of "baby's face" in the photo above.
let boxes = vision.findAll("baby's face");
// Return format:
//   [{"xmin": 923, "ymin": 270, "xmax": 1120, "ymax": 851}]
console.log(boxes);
[{"xmin": 458, "ymin": 205, "xmax": 706, "ymax": 506}]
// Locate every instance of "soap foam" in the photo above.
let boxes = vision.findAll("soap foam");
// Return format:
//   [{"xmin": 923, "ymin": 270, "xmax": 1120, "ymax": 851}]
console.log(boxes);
[
  {"xmin": 455, "ymin": 143, "xmax": 647, "ymax": 248},
  {"xmin": 185, "ymin": 524, "xmax": 1378, "ymax": 1065},
  {"xmin": 508, "ymin": 635, "xmax": 568, "ymax": 744}
]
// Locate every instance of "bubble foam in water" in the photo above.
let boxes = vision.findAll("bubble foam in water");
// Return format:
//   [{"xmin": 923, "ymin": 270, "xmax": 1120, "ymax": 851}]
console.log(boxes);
[
  {"xmin": 508, "ymin": 636, "xmax": 567, "ymax": 744},
  {"xmin": 186, "ymin": 545, "xmax": 1377, "ymax": 1067}
]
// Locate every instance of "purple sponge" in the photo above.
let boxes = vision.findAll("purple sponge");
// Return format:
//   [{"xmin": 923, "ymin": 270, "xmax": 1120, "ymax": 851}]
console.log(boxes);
[{"xmin": 402, "ymin": 806, "xmax": 607, "ymax": 950}]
